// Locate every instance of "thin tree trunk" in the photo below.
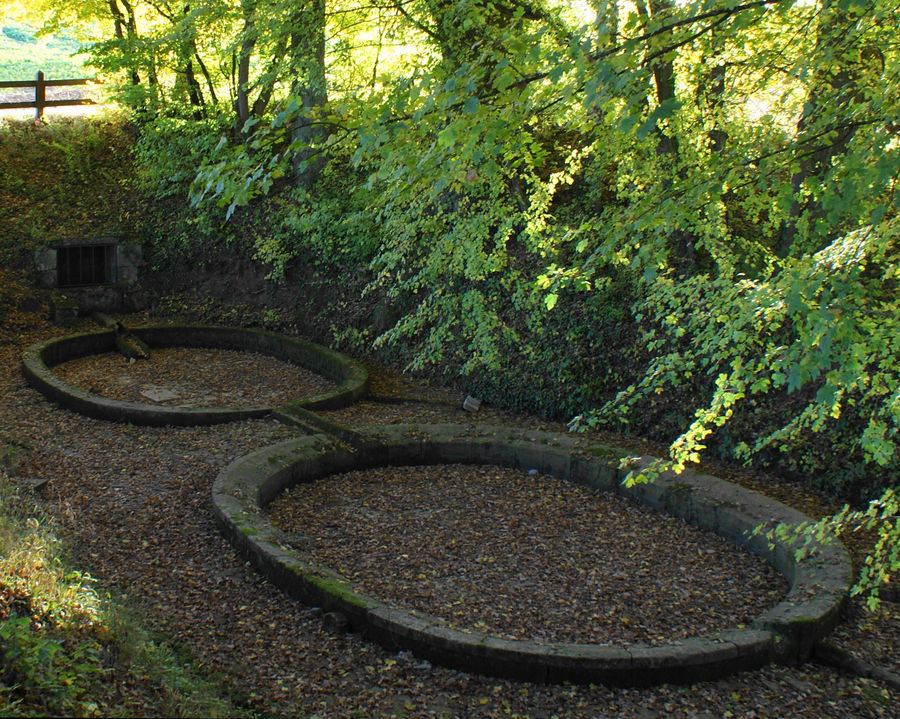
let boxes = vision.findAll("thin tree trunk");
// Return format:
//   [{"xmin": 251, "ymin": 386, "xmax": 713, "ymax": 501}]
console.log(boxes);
[
  {"xmin": 180, "ymin": 4, "xmax": 207, "ymax": 116},
  {"xmin": 185, "ymin": 60, "xmax": 205, "ymax": 119},
  {"xmin": 647, "ymin": 0, "xmax": 679, "ymax": 159},
  {"xmin": 777, "ymin": 0, "xmax": 873, "ymax": 257},
  {"xmin": 251, "ymin": 35, "xmax": 290, "ymax": 118},
  {"xmin": 108, "ymin": 0, "xmax": 140, "ymax": 85},
  {"xmin": 638, "ymin": 0, "xmax": 696, "ymax": 268},
  {"xmin": 235, "ymin": 1, "xmax": 256, "ymax": 139},
  {"xmin": 704, "ymin": 61, "xmax": 727, "ymax": 153},
  {"xmin": 193, "ymin": 44, "xmax": 218, "ymax": 105},
  {"xmin": 290, "ymin": 0, "xmax": 327, "ymax": 187}
]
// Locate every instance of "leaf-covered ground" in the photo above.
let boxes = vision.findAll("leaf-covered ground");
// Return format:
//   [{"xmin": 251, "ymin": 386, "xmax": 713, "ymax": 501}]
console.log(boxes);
[
  {"xmin": 267, "ymin": 463, "xmax": 786, "ymax": 646},
  {"xmin": 1, "ymin": 309, "xmax": 898, "ymax": 718},
  {"xmin": 54, "ymin": 347, "xmax": 335, "ymax": 407}
]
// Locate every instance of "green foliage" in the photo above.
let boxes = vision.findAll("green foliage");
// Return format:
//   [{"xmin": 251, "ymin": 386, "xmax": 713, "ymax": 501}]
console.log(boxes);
[
  {"xmin": 135, "ymin": 113, "xmax": 233, "ymax": 201},
  {"xmin": 463, "ymin": 274, "xmax": 640, "ymax": 418},
  {"xmin": 0, "ymin": 114, "xmax": 137, "ymax": 255},
  {"xmin": 0, "ymin": 615, "xmax": 108, "ymax": 716},
  {"xmin": 188, "ymin": 104, "xmax": 296, "ymax": 219},
  {"xmin": 0, "ymin": 470, "xmax": 241, "ymax": 717},
  {"xmin": 64, "ymin": 0, "xmax": 900, "ymax": 605},
  {"xmin": 254, "ymin": 162, "xmax": 380, "ymax": 278},
  {"xmin": 585, "ymin": 222, "xmax": 900, "ymax": 481},
  {"xmin": 761, "ymin": 488, "xmax": 899, "ymax": 610},
  {"xmin": 129, "ymin": 112, "xmax": 262, "ymax": 272},
  {"xmin": 546, "ymin": 0, "xmax": 899, "ymax": 603}
]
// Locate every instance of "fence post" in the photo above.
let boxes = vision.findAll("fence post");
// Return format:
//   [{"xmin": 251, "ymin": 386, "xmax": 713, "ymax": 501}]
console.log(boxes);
[{"xmin": 34, "ymin": 70, "xmax": 45, "ymax": 121}]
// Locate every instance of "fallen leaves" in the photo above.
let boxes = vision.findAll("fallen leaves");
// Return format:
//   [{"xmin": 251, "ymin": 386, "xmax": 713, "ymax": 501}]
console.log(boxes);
[
  {"xmin": 0, "ymin": 312, "xmax": 896, "ymax": 717},
  {"xmin": 54, "ymin": 347, "xmax": 336, "ymax": 407},
  {"xmin": 269, "ymin": 463, "xmax": 785, "ymax": 645}
]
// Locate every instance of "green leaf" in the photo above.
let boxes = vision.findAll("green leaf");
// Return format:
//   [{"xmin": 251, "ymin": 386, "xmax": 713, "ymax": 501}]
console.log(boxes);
[
  {"xmin": 636, "ymin": 99, "xmax": 681, "ymax": 141},
  {"xmin": 437, "ymin": 124, "xmax": 458, "ymax": 148}
]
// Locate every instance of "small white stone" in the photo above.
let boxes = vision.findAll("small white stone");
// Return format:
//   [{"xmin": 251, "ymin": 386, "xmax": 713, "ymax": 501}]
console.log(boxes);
[{"xmin": 140, "ymin": 386, "xmax": 179, "ymax": 402}]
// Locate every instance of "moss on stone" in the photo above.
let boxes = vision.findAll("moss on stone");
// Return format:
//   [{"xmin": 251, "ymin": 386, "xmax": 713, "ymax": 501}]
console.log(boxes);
[
  {"xmin": 586, "ymin": 444, "xmax": 624, "ymax": 460},
  {"xmin": 669, "ymin": 482, "xmax": 694, "ymax": 495},
  {"xmin": 236, "ymin": 522, "xmax": 260, "ymax": 537},
  {"xmin": 306, "ymin": 573, "xmax": 369, "ymax": 610}
]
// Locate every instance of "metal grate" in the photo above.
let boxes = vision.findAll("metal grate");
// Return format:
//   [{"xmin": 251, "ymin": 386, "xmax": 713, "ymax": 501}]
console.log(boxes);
[{"xmin": 57, "ymin": 245, "xmax": 114, "ymax": 287}]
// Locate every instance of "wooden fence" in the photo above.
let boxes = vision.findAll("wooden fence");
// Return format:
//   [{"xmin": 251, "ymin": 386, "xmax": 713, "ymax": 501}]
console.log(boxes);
[{"xmin": 0, "ymin": 71, "xmax": 99, "ymax": 120}]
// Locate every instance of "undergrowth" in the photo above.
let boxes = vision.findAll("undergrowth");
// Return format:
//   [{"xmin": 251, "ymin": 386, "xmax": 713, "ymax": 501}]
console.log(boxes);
[
  {"xmin": 0, "ymin": 113, "xmax": 139, "ymax": 256},
  {"xmin": 0, "ymin": 267, "xmax": 249, "ymax": 716},
  {"xmin": 0, "ymin": 464, "xmax": 244, "ymax": 717}
]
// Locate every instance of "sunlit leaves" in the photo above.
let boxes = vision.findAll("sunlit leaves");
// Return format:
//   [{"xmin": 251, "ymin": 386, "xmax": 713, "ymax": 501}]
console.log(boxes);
[
  {"xmin": 587, "ymin": 219, "xmax": 900, "ymax": 603},
  {"xmin": 84, "ymin": 0, "xmax": 900, "ymax": 606},
  {"xmin": 636, "ymin": 98, "xmax": 681, "ymax": 142}
]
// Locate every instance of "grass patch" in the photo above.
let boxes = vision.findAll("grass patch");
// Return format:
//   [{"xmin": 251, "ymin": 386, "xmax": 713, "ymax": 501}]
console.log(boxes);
[
  {"xmin": 0, "ymin": 24, "xmax": 90, "ymax": 82},
  {"xmin": 0, "ymin": 468, "xmax": 248, "ymax": 717}
]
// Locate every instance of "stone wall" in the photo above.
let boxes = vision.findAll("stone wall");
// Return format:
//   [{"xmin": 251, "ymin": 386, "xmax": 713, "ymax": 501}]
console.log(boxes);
[{"xmin": 34, "ymin": 237, "xmax": 145, "ymax": 314}]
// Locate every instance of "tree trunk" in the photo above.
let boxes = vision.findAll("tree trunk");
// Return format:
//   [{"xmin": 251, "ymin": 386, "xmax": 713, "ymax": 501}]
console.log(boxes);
[
  {"xmin": 185, "ymin": 60, "xmax": 205, "ymax": 120},
  {"xmin": 193, "ymin": 45, "xmax": 218, "ymax": 106},
  {"xmin": 777, "ymin": 0, "xmax": 873, "ymax": 257},
  {"xmin": 251, "ymin": 35, "xmax": 290, "ymax": 118},
  {"xmin": 636, "ymin": 0, "xmax": 695, "ymax": 269},
  {"xmin": 235, "ymin": 1, "xmax": 256, "ymax": 140},
  {"xmin": 423, "ymin": 0, "xmax": 537, "ymax": 83},
  {"xmin": 289, "ymin": 0, "xmax": 327, "ymax": 188},
  {"xmin": 108, "ymin": 0, "xmax": 140, "ymax": 86},
  {"xmin": 646, "ymin": 0, "xmax": 679, "ymax": 159},
  {"xmin": 700, "ymin": 44, "xmax": 727, "ymax": 154},
  {"xmin": 181, "ymin": 5, "xmax": 206, "ymax": 118}
]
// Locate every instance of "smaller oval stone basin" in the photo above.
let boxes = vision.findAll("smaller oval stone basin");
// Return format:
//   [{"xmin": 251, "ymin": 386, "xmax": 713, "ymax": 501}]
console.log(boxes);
[
  {"xmin": 54, "ymin": 347, "xmax": 334, "ymax": 408},
  {"xmin": 21, "ymin": 325, "xmax": 368, "ymax": 425}
]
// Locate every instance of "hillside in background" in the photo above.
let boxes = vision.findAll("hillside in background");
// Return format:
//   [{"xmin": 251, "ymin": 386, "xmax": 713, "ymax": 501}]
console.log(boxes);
[{"xmin": 0, "ymin": 21, "xmax": 89, "ymax": 82}]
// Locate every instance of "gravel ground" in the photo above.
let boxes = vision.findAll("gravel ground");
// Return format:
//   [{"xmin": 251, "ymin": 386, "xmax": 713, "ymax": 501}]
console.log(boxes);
[
  {"xmin": 53, "ymin": 347, "xmax": 335, "ymax": 407},
  {"xmin": 2, "ymin": 314, "xmax": 897, "ymax": 718}
]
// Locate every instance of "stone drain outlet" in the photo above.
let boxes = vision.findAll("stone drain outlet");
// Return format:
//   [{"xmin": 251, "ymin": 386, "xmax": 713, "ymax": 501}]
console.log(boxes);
[{"xmin": 213, "ymin": 423, "xmax": 852, "ymax": 687}]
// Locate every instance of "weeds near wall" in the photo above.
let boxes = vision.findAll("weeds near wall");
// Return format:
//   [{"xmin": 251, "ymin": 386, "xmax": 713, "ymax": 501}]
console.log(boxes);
[{"xmin": 0, "ymin": 469, "xmax": 244, "ymax": 717}]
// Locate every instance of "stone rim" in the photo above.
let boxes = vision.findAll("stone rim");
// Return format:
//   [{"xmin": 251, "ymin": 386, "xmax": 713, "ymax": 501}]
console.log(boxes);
[
  {"xmin": 211, "ymin": 423, "xmax": 852, "ymax": 686},
  {"xmin": 21, "ymin": 325, "xmax": 369, "ymax": 426}
]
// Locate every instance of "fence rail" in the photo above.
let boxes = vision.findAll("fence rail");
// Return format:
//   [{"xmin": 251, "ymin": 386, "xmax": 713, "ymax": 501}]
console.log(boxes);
[{"xmin": 0, "ymin": 71, "xmax": 100, "ymax": 119}]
